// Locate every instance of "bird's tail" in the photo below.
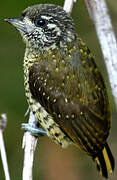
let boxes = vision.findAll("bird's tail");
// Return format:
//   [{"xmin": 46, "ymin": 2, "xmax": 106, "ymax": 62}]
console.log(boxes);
[{"xmin": 93, "ymin": 143, "xmax": 115, "ymax": 178}]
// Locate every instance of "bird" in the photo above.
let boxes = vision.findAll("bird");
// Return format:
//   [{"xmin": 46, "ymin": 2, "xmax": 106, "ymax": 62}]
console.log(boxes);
[{"xmin": 6, "ymin": 4, "xmax": 114, "ymax": 178}]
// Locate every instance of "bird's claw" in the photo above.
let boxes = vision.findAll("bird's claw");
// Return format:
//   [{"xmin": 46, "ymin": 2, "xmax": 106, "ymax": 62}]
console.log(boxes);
[{"xmin": 21, "ymin": 123, "xmax": 46, "ymax": 136}]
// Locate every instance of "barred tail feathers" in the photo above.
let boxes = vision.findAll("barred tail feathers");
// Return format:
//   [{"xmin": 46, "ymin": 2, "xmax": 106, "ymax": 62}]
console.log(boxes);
[{"xmin": 93, "ymin": 143, "xmax": 115, "ymax": 178}]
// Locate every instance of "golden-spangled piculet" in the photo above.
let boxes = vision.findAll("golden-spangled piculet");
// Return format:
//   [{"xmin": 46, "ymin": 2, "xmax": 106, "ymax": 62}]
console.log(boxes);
[{"xmin": 6, "ymin": 4, "xmax": 115, "ymax": 178}]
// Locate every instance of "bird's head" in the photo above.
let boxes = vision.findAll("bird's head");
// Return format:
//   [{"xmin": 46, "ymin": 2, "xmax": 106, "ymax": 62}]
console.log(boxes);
[{"xmin": 6, "ymin": 4, "xmax": 77, "ymax": 53}]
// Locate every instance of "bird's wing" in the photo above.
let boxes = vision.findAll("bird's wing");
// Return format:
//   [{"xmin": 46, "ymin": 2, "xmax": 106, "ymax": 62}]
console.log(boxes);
[{"xmin": 29, "ymin": 42, "xmax": 111, "ymax": 155}]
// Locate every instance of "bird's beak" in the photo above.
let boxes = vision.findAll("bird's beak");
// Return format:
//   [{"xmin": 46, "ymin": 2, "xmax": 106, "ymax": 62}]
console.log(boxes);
[{"xmin": 5, "ymin": 18, "xmax": 27, "ymax": 33}]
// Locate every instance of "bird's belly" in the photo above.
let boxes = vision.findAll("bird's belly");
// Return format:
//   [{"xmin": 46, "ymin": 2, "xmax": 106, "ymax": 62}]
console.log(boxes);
[{"xmin": 27, "ymin": 92, "xmax": 72, "ymax": 148}]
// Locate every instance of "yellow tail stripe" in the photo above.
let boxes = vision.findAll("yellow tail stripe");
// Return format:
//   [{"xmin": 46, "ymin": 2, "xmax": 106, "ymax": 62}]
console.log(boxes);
[
  {"xmin": 95, "ymin": 157, "xmax": 102, "ymax": 176},
  {"xmin": 103, "ymin": 147, "xmax": 112, "ymax": 174}
]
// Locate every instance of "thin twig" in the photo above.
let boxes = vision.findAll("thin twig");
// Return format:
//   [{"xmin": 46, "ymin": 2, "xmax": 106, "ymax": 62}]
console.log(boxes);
[
  {"xmin": 63, "ymin": 0, "xmax": 77, "ymax": 13},
  {"xmin": 0, "ymin": 114, "xmax": 10, "ymax": 180},
  {"xmin": 84, "ymin": 0, "xmax": 117, "ymax": 107},
  {"xmin": 22, "ymin": 111, "xmax": 38, "ymax": 180}
]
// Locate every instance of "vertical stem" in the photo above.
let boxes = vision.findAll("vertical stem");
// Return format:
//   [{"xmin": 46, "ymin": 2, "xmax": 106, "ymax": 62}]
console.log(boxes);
[
  {"xmin": 22, "ymin": 112, "xmax": 38, "ymax": 180},
  {"xmin": 22, "ymin": 132, "xmax": 37, "ymax": 180},
  {"xmin": 0, "ymin": 131, "xmax": 10, "ymax": 180},
  {"xmin": 84, "ymin": 0, "xmax": 117, "ymax": 106},
  {"xmin": 63, "ymin": 0, "xmax": 76, "ymax": 13},
  {"xmin": 0, "ymin": 114, "xmax": 10, "ymax": 180}
]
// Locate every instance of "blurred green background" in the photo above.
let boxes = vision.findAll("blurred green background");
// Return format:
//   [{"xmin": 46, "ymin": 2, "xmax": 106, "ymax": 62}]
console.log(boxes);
[{"xmin": 0, "ymin": 0, "xmax": 117, "ymax": 179}]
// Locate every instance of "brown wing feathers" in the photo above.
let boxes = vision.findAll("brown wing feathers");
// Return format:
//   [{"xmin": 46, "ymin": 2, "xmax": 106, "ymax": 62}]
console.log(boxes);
[{"xmin": 29, "ymin": 61, "xmax": 110, "ymax": 155}]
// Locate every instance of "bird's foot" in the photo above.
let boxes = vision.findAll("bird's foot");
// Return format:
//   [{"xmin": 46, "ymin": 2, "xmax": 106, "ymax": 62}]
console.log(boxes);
[{"xmin": 21, "ymin": 123, "xmax": 46, "ymax": 136}]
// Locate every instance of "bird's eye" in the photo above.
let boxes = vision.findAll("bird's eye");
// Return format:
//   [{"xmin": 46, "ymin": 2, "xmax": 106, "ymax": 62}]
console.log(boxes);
[{"xmin": 34, "ymin": 18, "xmax": 46, "ymax": 27}]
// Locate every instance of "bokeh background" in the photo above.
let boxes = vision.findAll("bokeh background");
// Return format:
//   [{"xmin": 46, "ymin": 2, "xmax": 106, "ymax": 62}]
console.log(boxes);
[{"xmin": 0, "ymin": 0, "xmax": 117, "ymax": 179}]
